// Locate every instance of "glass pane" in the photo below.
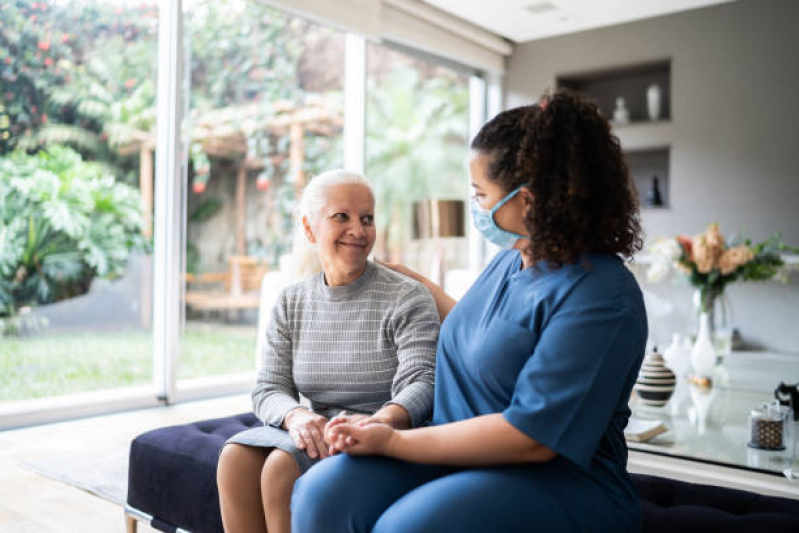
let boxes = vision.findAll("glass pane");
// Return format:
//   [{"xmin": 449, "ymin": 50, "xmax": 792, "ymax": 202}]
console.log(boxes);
[
  {"xmin": 365, "ymin": 44, "xmax": 471, "ymax": 292},
  {"xmin": 180, "ymin": 1, "xmax": 344, "ymax": 381},
  {"xmin": 0, "ymin": 1, "xmax": 158, "ymax": 402}
]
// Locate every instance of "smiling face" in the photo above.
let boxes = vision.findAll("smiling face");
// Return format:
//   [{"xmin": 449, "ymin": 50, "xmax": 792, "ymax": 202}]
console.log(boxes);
[{"xmin": 303, "ymin": 183, "xmax": 376, "ymax": 286}]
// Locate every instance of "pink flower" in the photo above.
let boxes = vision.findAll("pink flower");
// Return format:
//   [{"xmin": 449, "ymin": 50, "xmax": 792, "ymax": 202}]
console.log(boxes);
[
  {"xmin": 676, "ymin": 235, "xmax": 693, "ymax": 260},
  {"xmin": 692, "ymin": 236, "xmax": 716, "ymax": 274},
  {"xmin": 718, "ymin": 245, "xmax": 754, "ymax": 275}
]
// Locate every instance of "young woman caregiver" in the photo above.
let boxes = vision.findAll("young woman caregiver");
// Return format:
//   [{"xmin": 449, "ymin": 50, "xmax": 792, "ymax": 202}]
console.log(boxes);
[{"xmin": 291, "ymin": 90, "xmax": 649, "ymax": 532}]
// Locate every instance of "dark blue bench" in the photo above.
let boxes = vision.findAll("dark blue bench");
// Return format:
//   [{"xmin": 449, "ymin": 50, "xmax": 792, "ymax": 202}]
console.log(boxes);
[{"xmin": 126, "ymin": 413, "xmax": 799, "ymax": 533}]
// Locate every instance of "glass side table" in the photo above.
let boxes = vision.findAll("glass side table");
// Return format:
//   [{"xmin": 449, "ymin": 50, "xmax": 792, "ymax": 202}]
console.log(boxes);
[{"xmin": 627, "ymin": 350, "xmax": 799, "ymax": 498}]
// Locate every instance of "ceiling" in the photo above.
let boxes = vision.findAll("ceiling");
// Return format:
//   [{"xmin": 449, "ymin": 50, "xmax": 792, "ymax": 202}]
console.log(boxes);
[{"xmin": 422, "ymin": 0, "xmax": 738, "ymax": 43}]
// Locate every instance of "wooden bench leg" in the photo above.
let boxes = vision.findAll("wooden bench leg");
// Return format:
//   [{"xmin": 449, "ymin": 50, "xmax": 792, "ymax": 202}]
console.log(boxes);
[{"xmin": 125, "ymin": 513, "xmax": 138, "ymax": 533}]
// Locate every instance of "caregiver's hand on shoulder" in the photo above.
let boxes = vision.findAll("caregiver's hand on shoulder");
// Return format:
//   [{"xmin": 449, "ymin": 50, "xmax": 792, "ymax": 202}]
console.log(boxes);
[
  {"xmin": 327, "ymin": 422, "xmax": 397, "ymax": 456},
  {"xmin": 375, "ymin": 259, "xmax": 426, "ymax": 284},
  {"xmin": 285, "ymin": 408, "xmax": 330, "ymax": 459}
]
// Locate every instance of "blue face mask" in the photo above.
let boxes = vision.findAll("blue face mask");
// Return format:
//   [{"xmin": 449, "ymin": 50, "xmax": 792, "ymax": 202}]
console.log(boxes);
[{"xmin": 469, "ymin": 186, "xmax": 527, "ymax": 249}]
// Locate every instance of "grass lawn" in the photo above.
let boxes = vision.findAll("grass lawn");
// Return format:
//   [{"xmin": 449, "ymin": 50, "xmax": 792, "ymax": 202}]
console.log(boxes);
[{"xmin": 0, "ymin": 323, "xmax": 256, "ymax": 401}]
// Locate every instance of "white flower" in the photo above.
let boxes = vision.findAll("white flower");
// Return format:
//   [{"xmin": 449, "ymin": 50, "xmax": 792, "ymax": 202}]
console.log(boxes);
[
  {"xmin": 649, "ymin": 237, "xmax": 681, "ymax": 261},
  {"xmin": 645, "ymin": 238, "xmax": 682, "ymax": 283},
  {"xmin": 646, "ymin": 259, "xmax": 672, "ymax": 283}
]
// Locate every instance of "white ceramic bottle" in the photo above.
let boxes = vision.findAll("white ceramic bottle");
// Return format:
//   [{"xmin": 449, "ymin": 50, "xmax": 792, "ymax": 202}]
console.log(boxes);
[
  {"xmin": 664, "ymin": 332, "xmax": 689, "ymax": 378},
  {"xmin": 691, "ymin": 312, "xmax": 716, "ymax": 378}
]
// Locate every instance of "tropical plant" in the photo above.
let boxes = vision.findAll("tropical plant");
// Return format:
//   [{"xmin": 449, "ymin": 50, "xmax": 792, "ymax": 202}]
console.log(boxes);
[
  {"xmin": 366, "ymin": 64, "xmax": 470, "ymax": 257},
  {"xmin": 0, "ymin": 146, "xmax": 147, "ymax": 318}
]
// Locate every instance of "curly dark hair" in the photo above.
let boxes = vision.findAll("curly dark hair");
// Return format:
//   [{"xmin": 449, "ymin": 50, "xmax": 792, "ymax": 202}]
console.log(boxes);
[{"xmin": 471, "ymin": 89, "xmax": 643, "ymax": 266}]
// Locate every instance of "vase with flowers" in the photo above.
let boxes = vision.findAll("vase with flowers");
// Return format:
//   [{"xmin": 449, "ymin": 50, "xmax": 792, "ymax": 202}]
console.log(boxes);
[{"xmin": 648, "ymin": 223, "xmax": 798, "ymax": 364}]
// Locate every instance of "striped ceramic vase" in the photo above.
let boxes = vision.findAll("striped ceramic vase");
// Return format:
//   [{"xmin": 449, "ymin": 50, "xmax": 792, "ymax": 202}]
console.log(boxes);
[{"xmin": 634, "ymin": 348, "xmax": 677, "ymax": 407}]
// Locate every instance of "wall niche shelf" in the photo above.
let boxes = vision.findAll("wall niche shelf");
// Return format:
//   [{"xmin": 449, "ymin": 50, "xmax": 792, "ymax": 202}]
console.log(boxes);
[
  {"xmin": 557, "ymin": 59, "xmax": 671, "ymax": 126},
  {"xmin": 626, "ymin": 147, "xmax": 670, "ymax": 210}
]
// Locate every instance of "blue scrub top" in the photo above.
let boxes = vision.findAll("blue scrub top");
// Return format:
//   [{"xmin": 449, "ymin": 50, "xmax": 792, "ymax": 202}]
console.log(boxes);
[{"xmin": 432, "ymin": 250, "xmax": 647, "ymax": 501}]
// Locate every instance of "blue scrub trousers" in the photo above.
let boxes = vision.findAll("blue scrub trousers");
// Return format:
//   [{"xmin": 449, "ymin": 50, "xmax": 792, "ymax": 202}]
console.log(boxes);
[{"xmin": 291, "ymin": 454, "xmax": 636, "ymax": 533}]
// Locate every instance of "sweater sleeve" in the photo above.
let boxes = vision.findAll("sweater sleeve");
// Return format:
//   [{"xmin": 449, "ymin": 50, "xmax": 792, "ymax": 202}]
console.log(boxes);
[
  {"xmin": 251, "ymin": 288, "xmax": 301, "ymax": 427},
  {"xmin": 384, "ymin": 283, "xmax": 439, "ymax": 427}
]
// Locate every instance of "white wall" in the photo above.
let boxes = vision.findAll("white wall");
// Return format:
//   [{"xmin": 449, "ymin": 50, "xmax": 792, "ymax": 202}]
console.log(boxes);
[{"xmin": 505, "ymin": 0, "xmax": 799, "ymax": 354}]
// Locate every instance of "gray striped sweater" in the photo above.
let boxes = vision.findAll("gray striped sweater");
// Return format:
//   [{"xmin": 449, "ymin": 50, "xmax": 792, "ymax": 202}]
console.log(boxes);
[{"xmin": 252, "ymin": 261, "xmax": 439, "ymax": 428}]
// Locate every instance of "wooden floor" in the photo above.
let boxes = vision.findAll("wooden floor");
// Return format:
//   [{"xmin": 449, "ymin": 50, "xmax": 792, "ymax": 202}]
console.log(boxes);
[{"xmin": 0, "ymin": 393, "xmax": 251, "ymax": 533}]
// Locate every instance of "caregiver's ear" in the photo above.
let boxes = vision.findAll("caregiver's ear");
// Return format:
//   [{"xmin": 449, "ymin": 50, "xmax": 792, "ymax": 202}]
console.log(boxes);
[
  {"xmin": 519, "ymin": 187, "xmax": 535, "ymax": 206},
  {"xmin": 302, "ymin": 215, "xmax": 317, "ymax": 244}
]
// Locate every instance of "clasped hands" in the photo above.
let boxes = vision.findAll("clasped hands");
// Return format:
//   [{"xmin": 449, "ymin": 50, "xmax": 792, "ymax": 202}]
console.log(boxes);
[{"xmin": 285, "ymin": 408, "xmax": 396, "ymax": 460}]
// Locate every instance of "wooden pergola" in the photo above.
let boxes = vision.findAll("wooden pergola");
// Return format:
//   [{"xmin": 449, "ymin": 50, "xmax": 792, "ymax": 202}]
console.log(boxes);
[
  {"xmin": 118, "ymin": 99, "xmax": 342, "ymax": 314},
  {"xmin": 118, "ymin": 99, "xmax": 343, "ymax": 254}
]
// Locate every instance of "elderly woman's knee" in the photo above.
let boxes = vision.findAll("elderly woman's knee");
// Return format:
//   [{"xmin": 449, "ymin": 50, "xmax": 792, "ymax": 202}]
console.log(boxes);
[
  {"xmin": 261, "ymin": 449, "xmax": 300, "ymax": 489},
  {"xmin": 217, "ymin": 443, "xmax": 267, "ymax": 492}
]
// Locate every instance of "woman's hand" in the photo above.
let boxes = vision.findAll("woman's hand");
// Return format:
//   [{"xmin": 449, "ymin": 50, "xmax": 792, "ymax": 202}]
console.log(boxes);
[
  {"xmin": 327, "ymin": 422, "xmax": 397, "ymax": 456},
  {"xmin": 284, "ymin": 408, "xmax": 330, "ymax": 459},
  {"xmin": 375, "ymin": 259, "xmax": 426, "ymax": 284},
  {"xmin": 376, "ymin": 259, "xmax": 457, "ymax": 321},
  {"xmin": 323, "ymin": 412, "xmax": 369, "ymax": 449}
]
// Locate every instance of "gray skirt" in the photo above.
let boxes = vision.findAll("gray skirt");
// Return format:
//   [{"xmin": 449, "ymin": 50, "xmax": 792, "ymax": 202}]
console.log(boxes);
[{"xmin": 225, "ymin": 425, "xmax": 320, "ymax": 474}]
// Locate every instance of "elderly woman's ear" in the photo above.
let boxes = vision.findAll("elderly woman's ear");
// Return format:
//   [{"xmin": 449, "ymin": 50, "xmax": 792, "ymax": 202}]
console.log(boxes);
[{"xmin": 302, "ymin": 215, "xmax": 317, "ymax": 244}]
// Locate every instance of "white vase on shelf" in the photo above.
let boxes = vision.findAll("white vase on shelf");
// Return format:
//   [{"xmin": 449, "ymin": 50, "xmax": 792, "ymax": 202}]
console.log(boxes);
[
  {"xmin": 690, "ymin": 312, "xmax": 716, "ymax": 378},
  {"xmin": 646, "ymin": 83, "xmax": 662, "ymax": 121}
]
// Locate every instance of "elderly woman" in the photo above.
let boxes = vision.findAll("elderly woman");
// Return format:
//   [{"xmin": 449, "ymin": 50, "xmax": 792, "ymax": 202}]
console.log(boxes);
[{"xmin": 216, "ymin": 169, "xmax": 439, "ymax": 533}]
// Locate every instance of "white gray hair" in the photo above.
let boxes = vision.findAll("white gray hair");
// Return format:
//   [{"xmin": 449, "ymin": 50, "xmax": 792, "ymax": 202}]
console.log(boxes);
[{"xmin": 279, "ymin": 169, "xmax": 374, "ymax": 281}]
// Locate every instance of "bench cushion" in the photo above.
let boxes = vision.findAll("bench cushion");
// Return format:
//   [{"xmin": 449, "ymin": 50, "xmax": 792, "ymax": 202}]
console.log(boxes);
[
  {"xmin": 128, "ymin": 413, "xmax": 799, "ymax": 533},
  {"xmin": 633, "ymin": 473, "xmax": 799, "ymax": 532},
  {"xmin": 127, "ymin": 412, "xmax": 260, "ymax": 533}
]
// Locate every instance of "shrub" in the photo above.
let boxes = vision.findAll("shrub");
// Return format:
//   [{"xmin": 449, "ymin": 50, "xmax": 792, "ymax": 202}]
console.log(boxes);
[{"xmin": 0, "ymin": 145, "xmax": 147, "ymax": 318}]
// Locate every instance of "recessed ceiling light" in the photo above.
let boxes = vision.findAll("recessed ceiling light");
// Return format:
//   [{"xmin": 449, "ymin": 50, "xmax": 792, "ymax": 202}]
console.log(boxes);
[{"xmin": 524, "ymin": 1, "xmax": 557, "ymax": 15}]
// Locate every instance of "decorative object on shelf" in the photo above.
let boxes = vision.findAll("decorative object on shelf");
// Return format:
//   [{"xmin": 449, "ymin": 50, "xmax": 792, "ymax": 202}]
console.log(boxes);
[
  {"xmin": 690, "ymin": 312, "xmax": 717, "ymax": 379},
  {"xmin": 634, "ymin": 347, "xmax": 676, "ymax": 407},
  {"xmin": 774, "ymin": 382, "xmax": 799, "ymax": 421},
  {"xmin": 663, "ymin": 332, "xmax": 691, "ymax": 378},
  {"xmin": 647, "ymin": 223, "xmax": 799, "ymax": 355},
  {"xmin": 612, "ymin": 96, "xmax": 630, "ymax": 125},
  {"xmin": 646, "ymin": 83, "xmax": 662, "ymax": 121},
  {"xmin": 748, "ymin": 400, "xmax": 792, "ymax": 451},
  {"xmin": 646, "ymin": 175, "xmax": 664, "ymax": 207}
]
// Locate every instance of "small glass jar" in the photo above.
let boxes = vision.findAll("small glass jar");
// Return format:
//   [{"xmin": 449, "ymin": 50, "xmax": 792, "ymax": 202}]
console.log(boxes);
[{"xmin": 748, "ymin": 401, "xmax": 793, "ymax": 451}]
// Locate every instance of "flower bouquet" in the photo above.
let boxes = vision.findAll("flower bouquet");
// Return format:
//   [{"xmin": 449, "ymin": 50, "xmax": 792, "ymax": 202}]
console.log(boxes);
[
  {"xmin": 649, "ymin": 223, "xmax": 797, "ymax": 307},
  {"xmin": 648, "ymin": 223, "xmax": 798, "ymax": 357}
]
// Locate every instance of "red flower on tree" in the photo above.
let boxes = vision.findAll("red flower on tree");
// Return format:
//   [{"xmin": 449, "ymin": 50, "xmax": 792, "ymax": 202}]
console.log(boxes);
[
  {"xmin": 37, "ymin": 41, "xmax": 51, "ymax": 52},
  {"xmin": 44, "ymin": 57, "xmax": 53, "ymax": 67}
]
